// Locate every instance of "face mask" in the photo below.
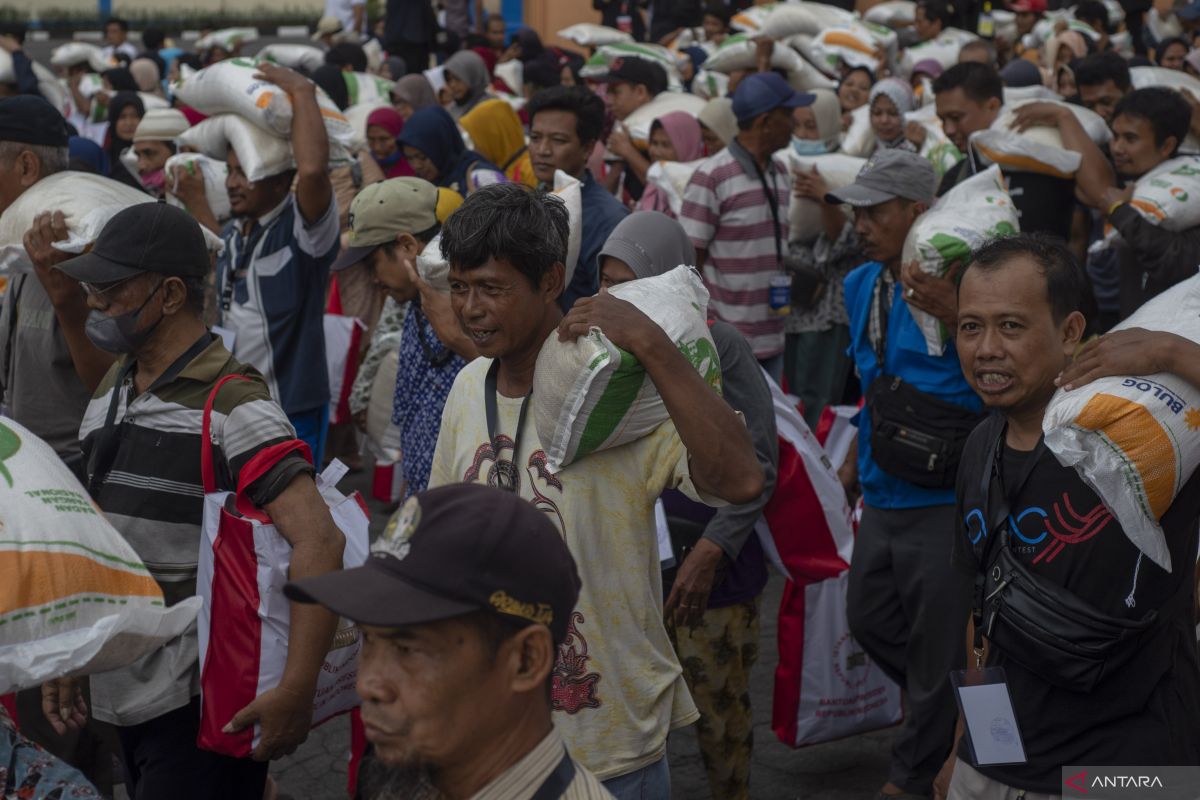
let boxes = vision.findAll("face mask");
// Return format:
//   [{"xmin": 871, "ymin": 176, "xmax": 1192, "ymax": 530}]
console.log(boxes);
[
  {"xmin": 792, "ymin": 136, "xmax": 828, "ymax": 156},
  {"xmin": 140, "ymin": 168, "xmax": 166, "ymax": 194},
  {"xmin": 84, "ymin": 281, "xmax": 165, "ymax": 354}
]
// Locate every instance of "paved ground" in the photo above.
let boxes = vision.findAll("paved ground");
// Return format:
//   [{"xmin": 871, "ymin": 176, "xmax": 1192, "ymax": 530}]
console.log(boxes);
[{"xmin": 267, "ymin": 460, "xmax": 901, "ymax": 800}]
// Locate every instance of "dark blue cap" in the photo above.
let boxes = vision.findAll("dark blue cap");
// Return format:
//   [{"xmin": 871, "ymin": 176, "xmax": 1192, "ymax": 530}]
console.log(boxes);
[{"xmin": 731, "ymin": 72, "xmax": 815, "ymax": 124}]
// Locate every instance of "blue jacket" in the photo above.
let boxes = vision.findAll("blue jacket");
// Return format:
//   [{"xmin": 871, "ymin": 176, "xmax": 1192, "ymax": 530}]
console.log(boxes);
[{"xmin": 844, "ymin": 261, "xmax": 982, "ymax": 510}]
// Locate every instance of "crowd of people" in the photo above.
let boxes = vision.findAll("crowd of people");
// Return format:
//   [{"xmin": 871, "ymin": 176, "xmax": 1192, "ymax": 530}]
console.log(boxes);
[{"xmin": 2, "ymin": 0, "xmax": 1200, "ymax": 798}]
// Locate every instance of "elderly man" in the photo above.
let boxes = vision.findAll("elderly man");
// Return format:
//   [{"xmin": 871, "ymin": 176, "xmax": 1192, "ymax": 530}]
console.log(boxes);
[
  {"xmin": 130, "ymin": 107, "xmax": 188, "ymax": 198},
  {"xmin": 36, "ymin": 203, "xmax": 346, "ymax": 800},
  {"xmin": 285, "ymin": 483, "xmax": 614, "ymax": 799}
]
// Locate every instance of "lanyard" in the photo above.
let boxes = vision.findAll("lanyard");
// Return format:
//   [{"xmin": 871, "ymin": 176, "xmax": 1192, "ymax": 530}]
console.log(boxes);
[
  {"xmin": 730, "ymin": 139, "xmax": 782, "ymax": 264},
  {"xmin": 221, "ymin": 222, "xmax": 268, "ymax": 313},
  {"xmin": 483, "ymin": 359, "xmax": 530, "ymax": 493}
]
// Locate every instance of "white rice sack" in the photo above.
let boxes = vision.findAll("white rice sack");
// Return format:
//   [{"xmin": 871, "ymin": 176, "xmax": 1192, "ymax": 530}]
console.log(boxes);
[
  {"xmin": 1042, "ymin": 274, "xmax": 1200, "ymax": 572},
  {"xmin": 32, "ymin": 63, "xmax": 71, "ymax": 119},
  {"xmin": 841, "ymin": 104, "xmax": 875, "ymax": 158},
  {"xmin": 0, "ymin": 172, "xmax": 223, "ymax": 273},
  {"xmin": 619, "ymin": 91, "xmax": 708, "ymax": 149},
  {"xmin": 194, "ymin": 27, "xmax": 259, "ymax": 52},
  {"xmin": 1130, "ymin": 67, "xmax": 1200, "ymax": 153},
  {"xmin": 344, "ymin": 72, "xmax": 394, "ymax": 106},
  {"xmin": 173, "ymin": 58, "xmax": 354, "ymax": 147},
  {"xmin": 690, "ymin": 69, "xmax": 730, "ymax": 100},
  {"xmin": 592, "ymin": 42, "xmax": 685, "ymax": 92},
  {"xmin": 786, "ymin": 151, "xmax": 865, "ymax": 243},
  {"xmin": 900, "ymin": 28, "xmax": 979, "ymax": 71},
  {"xmin": 1089, "ymin": 156, "xmax": 1200, "ymax": 254},
  {"xmin": 993, "ymin": 9, "xmax": 1018, "ymax": 42},
  {"xmin": 364, "ymin": 38, "xmax": 384, "ymax": 74},
  {"xmin": 969, "ymin": 100, "xmax": 1108, "ymax": 178},
  {"xmin": 558, "ymin": 23, "xmax": 634, "ymax": 46},
  {"xmin": 257, "ymin": 43, "xmax": 326, "ymax": 73},
  {"xmin": 166, "ymin": 153, "xmax": 232, "ymax": 223},
  {"xmin": 906, "ymin": 103, "xmax": 963, "ymax": 178},
  {"xmin": 759, "ymin": 2, "xmax": 856, "ymax": 38},
  {"xmin": 810, "ymin": 23, "xmax": 889, "ymax": 74},
  {"xmin": 901, "ymin": 165, "xmax": 1018, "ymax": 355},
  {"xmin": 532, "ymin": 265, "xmax": 721, "ymax": 471},
  {"xmin": 495, "ymin": 59, "xmax": 523, "ymax": 94},
  {"xmin": 0, "ymin": 416, "xmax": 202, "ymax": 694},
  {"xmin": 1003, "ymin": 84, "xmax": 1060, "ymax": 103},
  {"xmin": 50, "ymin": 42, "xmax": 111, "ymax": 72},
  {"xmin": 140, "ymin": 92, "xmax": 170, "ymax": 111},
  {"xmin": 552, "ymin": 170, "xmax": 583, "ymax": 289},
  {"xmin": 345, "ymin": 101, "xmax": 391, "ymax": 150},
  {"xmin": 177, "ymin": 113, "xmax": 296, "ymax": 182},
  {"xmin": 701, "ymin": 35, "xmax": 829, "ymax": 90},
  {"xmin": 1146, "ymin": 8, "xmax": 1182, "ymax": 45},
  {"xmin": 415, "ymin": 233, "xmax": 450, "ymax": 292},
  {"xmin": 865, "ymin": 0, "xmax": 917, "ymax": 28},
  {"xmin": 730, "ymin": 4, "xmax": 774, "ymax": 33},
  {"xmin": 645, "ymin": 158, "xmax": 707, "ymax": 217}
]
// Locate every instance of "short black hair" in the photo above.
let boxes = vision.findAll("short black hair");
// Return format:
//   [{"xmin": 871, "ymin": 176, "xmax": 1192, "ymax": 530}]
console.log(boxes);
[
  {"xmin": 959, "ymin": 39, "xmax": 997, "ymax": 65},
  {"xmin": 180, "ymin": 274, "xmax": 208, "ymax": 315},
  {"xmin": 917, "ymin": 0, "xmax": 956, "ymax": 30},
  {"xmin": 175, "ymin": 53, "xmax": 203, "ymax": 73},
  {"xmin": 440, "ymin": 183, "xmax": 569, "ymax": 290},
  {"xmin": 1156, "ymin": 36, "xmax": 1190, "ymax": 63},
  {"xmin": 964, "ymin": 233, "xmax": 1089, "ymax": 322},
  {"xmin": 1113, "ymin": 87, "xmax": 1192, "ymax": 154},
  {"xmin": 0, "ymin": 23, "xmax": 26, "ymax": 44},
  {"xmin": 325, "ymin": 42, "xmax": 368, "ymax": 73},
  {"xmin": 1072, "ymin": 51, "xmax": 1130, "ymax": 91},
  {"xmin": 141, "ymin": 27, "xmax": 166, "ymax": 51},
  {"xmin": 703, "ymin": 1, "xmax": 734, "ymax": 28},
  {"xmin": 1073, "ymin": 0, "xmax": 1110, "ymax": 32},
  {"xmin": 105, "ymin": 17, "xmax": 129, "ymax": 32},
  {"xmin": 527, "ymin": 85, "xmax": 606, "ymax": 145},
  {"xmin": 933, "ymin": 61, "xmax": 1003, "ymax": 103}
]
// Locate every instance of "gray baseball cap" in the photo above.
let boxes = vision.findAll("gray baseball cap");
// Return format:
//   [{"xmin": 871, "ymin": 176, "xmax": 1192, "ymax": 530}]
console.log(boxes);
[{"xmin": 825, "ymin": 149, "xmax": 937, "ymax": 207}]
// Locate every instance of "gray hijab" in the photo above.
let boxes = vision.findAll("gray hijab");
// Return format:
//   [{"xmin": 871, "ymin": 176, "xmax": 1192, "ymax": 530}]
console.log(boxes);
[
  {"xmin": 598, "ymin": 211, "xmax": 696, "ymax": 280},
  {"xmin": 444, "ymin": 50, "xmax": 489, "ymax": 119},
  {"xmin": 391, "ymin": 74, "xmax": 438, "ymax": 112}
]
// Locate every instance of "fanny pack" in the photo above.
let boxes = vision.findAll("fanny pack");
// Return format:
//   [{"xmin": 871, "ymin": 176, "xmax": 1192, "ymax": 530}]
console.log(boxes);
[
  {"xmin": 866, "ymin": 274, "xmax": 982, "ymax": 489},
  {"xmin": 973, "ymin": 421, "xmax": 1160, "ymax": 693}
]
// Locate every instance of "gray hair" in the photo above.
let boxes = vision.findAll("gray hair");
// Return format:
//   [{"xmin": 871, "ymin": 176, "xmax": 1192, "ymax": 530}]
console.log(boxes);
[{"xmin": 0, "ymin": 141, "xmax": 69, "ymax": 177}]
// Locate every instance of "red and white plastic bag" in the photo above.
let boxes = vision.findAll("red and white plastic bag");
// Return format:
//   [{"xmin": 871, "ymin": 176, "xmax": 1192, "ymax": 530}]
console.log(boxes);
[
  {"xmin": 756, "ymin": 375, "xmax": 902, "ymax": 747},
  {"xmin": 196, "ymin": 376, "xmax": 370, "ymax": 757}
]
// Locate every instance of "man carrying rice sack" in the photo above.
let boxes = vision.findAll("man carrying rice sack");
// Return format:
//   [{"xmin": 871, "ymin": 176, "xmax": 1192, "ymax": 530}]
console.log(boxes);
[
  {"xmin": 933, "ymin": 63, "xmax": 1114, "ymax": 242},
  {"xmin": 827, "ymin": 149, "xmax": 984, "ymax": 800},
  {"xmin": 1082, "ymin": 88, "xmax": 1200, "ymax": 319},
  {"xmin": 943, "ymin": 234, "xmax": 1200, "ymax": 799},
  {"xmin": 33, "ymin": 203, "xmax": 347, "ymax": 800},
  {"xmin": 428, "ymin": 183, "xmax": 763, "ymax": 797},
  {"xmin": 178, "ymin": 63, "xmax": 340, "ymax": 467}
]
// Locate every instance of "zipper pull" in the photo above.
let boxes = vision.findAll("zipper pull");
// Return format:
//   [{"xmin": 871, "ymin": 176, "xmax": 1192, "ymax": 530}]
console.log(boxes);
[{"xmin": 927, "ymin": 452, "xmax": 937, "ymax": 472}]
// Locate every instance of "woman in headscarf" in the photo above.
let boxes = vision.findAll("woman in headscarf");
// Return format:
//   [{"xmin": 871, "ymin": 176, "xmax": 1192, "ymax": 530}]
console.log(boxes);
[
  {"xmin": 697, "ymin": 97, "xmax": 737, "ymax": 155},
  {"xmin": 366, "ymin": 107, "xmax": 415, "ymax": 178},
  {"xmin": 867, "ymin": 77, "xmax": 919, "ymax": 153},
  {"xmin": 595, "ymin": 211, "xmax": 773, "ymax": 800},
  {"xmin": 505, "ymin": 28, "xmax": 545, "ymax": 63},
  {"xmin": 104, "ymin": 91, "xmax": 145, "ymax": 190},
  {"xmin": 837, "ymin": 65, "xmax": 874, "ymax": 119},
  {"xmin": 1044, "ymin": 30, "xmax": 1088, "ymax": 74},
  {"xmin": 398, "ymin": 105, "xmax": 505, "ymax": 196},
  {"xmin": 459, "ymin": 98, "xmax": 537, "ymax": 187},
  {"xmin": 391, "ymin": 74, "xmax": 438, "ymax": 120},
  {"xmin": 443, "ymin": 50, "xmax": 491, "ymax": 119},
  {"xmin": 129, "ymin": 57, "xmax": 163, "ymax": 97},
  {"xmin": 786, "ymin": 86, "xmax": 866, "ymax": 426},
  {"xmin": 636, "ymin": 111, "xmax": 705, "ymax": 216},
  {"xmin": 381, "ymin": 56, "xmax": 408, "ymax": 81},
  {"xmin": 1155, "ymin": 36, "xmax": 1190, "ymax": 70}
]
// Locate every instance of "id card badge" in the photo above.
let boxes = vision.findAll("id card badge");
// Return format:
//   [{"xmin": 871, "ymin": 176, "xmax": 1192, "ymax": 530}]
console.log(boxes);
[{"xmin": 950, "ymin": 667, "xmax": 1027, "ymax": 766}]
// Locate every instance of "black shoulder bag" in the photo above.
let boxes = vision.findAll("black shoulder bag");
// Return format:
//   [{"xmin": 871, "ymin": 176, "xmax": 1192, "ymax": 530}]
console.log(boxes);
[
  {"xmin": 865, "ymin": 273, "xmax": 984, "ymax": 488},
  {"xmin": 973, "ymin": 421, "xmax": 1161, "ymax": 693}
]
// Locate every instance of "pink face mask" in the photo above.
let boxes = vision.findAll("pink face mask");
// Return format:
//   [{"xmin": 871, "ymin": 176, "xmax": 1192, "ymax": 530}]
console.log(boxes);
[{"xmin": 140, "ymin": 168, "xmax": 166, "ymax": 194}]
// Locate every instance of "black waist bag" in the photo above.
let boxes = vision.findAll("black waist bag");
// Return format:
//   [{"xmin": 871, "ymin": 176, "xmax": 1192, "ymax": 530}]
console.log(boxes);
[
  {"xmin": 866, "ymin": 374, "xmax": 983, "ymax": 489},
  {"xmin": 981, "ymin": 541, "xmax": 1159, "ymax": 693}
]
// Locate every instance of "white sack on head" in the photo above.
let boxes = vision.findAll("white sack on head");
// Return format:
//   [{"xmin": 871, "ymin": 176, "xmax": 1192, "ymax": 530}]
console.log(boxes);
[
  {"xmin": 194, "ymin": 27, "xmax": 259, "ymax": 51},
  {"xmin": 166, "ymin": 153, "xmax": 233, "ymax": 223},
  {"xmin": 176, "ymin": 113, "xmax": 296, "ymax": 183},
  {"xmin": 257, "ymin": 43, "xmax": 327, "ymax": 73},
  {"xmin": 558, "ymin": 23, "xmax": 634, "ymax": 46},
  {"xmin": 619, "ymin": 91, "xmax": 709, "ymax": 149}
]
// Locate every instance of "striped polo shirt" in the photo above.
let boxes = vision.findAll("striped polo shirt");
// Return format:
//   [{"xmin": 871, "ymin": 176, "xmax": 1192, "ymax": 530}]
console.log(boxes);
[
  {"xmin": 79, "ymin": 333, "xmax": 312, "ymax": 726},
  {"xmin": 680, "ymin": 140, "xmax": 791, "ymax": 358}
]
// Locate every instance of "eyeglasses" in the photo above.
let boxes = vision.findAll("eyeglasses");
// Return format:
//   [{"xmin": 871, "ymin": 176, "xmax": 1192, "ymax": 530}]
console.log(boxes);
[{"xmin": 79, "ymin": 273, "xmax": 141, "ymax": 298}]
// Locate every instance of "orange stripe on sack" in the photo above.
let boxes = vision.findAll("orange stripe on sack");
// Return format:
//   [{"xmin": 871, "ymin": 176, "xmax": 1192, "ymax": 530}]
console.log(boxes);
[
  {"xmin": 0, "ymin": 551, "xmax": 162, "ymax": 613},
  {"xmin": 1073, "ymin": 393, "xmax": 1177, "ymax": 519},
  {"xmin": 732, "ymin": 13, "xmax": 758, "ymax": 29},
  {"xmin": 1129, "ymin": 198, "xmax": 1166, "ymax": 223},
  {"xmin": 972, "ymin": 142, "xmax": 1075, "ymax": 180},
  {"xmin": 320, "ymin": 107, "xmax": 349, "ymax": 124},
  {"xmin": 822, "ymin": 31, "xmax": 876, "ymax": 55},
  {"xmin": 256, "ymin": 91, "xmax": 275, "ymax": 109}
]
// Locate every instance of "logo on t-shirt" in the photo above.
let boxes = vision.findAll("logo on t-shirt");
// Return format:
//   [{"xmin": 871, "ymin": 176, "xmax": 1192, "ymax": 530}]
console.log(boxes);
[{"xmin": 552, "ymin": 612, "xmax": 602, "ymax": 714}]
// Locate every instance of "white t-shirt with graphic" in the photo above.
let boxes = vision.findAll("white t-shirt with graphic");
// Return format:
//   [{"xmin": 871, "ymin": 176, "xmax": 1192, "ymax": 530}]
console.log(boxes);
[{"xmin": 429, "ymin": 357, "xmax": 707, "ymax": 781}]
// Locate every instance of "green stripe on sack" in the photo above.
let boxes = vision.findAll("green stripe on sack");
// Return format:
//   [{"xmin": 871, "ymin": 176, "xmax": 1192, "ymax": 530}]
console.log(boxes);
[
  {"xmin": 344, "ymin": 72, "xmax": 360, "ymax": 106},
  {"xmin": 0, "ymin": 539, "xmax": 150, "ymax": 572},
  {"xmin": 574, "ymin": 348, "xmax": 646, "ymax": 460}
]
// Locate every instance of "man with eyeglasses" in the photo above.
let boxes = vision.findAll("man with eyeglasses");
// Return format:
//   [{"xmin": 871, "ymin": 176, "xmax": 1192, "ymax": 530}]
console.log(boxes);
[{"xmin": 35, "ymin": 201, "xmax": 347, "ymax": 800}]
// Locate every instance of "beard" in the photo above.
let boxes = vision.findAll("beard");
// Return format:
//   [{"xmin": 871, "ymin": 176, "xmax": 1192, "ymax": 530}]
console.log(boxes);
[{"xmin": 359, "ymin": 752, "xmax": 444, "ymax": 800}]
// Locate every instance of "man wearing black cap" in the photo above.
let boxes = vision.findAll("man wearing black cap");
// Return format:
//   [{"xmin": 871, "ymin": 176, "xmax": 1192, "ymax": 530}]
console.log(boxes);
[
  {"xmin": 596, "ymin": 57, "xmax": 668, "ymax": 201},
  {"xmin": 287, "ymin": 483, "xmax": 615, "ymax": 799},
  {"xmin": 39, "ymin": 202, "xmax": 347, "ymax": 800}
]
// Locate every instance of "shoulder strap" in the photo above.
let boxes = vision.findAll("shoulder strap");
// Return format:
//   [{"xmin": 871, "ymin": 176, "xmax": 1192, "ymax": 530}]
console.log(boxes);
[
  {"xmin": 529, "ymin": 748, "xmax": 576, "ymax": 800},
  {"xmin": 201, "ymin": 374, "xmax": 253, "ymax": 495}
]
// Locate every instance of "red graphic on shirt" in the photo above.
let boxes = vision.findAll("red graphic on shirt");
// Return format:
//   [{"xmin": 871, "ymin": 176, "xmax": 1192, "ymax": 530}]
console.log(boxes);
[
  {"xmin": 1034, "ymin": 494, "xmax": 1113, "ymax": 565},
  {"xmin": 463, "ymin": 439, "xmax": 565, "ymax": 532},
  {"xmin": 552, "ymin": 612, "xmax": 602, "ymax": 714}
]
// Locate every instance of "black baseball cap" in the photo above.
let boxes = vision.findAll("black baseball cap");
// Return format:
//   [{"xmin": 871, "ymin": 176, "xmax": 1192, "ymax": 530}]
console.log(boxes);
[
  {"xmin": 56, "ymin": 202, "xmax": 211, "ymax": 284},
  {"xmin": 594, "ymin": 57, "xmax": 668, "ymax": 95},
  {"xmin": 285, "ymin": 484, "xmax": 582, "ymax": 644},
  {"xmin": 0, "ymin": 95, "xmax": 69, "ymax": 148}
]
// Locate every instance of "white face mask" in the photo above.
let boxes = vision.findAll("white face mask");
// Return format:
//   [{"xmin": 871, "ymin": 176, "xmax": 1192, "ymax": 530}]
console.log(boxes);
[{"xmin": 791, "ymin": 136, "xmax": 828, "ymax": 156}]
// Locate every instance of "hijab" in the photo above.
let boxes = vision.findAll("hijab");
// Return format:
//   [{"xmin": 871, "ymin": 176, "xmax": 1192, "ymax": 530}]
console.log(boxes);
[
  {"xmin": 392, "ymin": 74, "xmax": 438, "ymax": 112},
  {"xmin": 105, "ymin": 92, "xmax": 145, "ymax": 190},
  {"xmin": 637, "ymin": 112, "xmax": 705, "ymax": 215},
  {"xmin": 1045, "ymin": 31, "xmax": 1088, "ymax": 68},
  {"xmin": 514, "ymin": 28, "xmax": 545, "ymax": 63},
  {"xmin": 367, "ymin": 107, "xmax": 415, "ymax": 178},
  {"xmin": 311, "ymin": 64, "xmax": 350, "ymax": 110},
  {"xmin": 102, "ymin": 67, "xmax": 138, "ymax": 93},
  {"xmin": 459, "ymin": 99, "xmax": 536, "ymax": 186},
  {"xmin": 697, "ymin": 97, "xmax": 737, "ymax": 150},
  {"xmin": 444, "ymin": 50, "xmax": 490, "ymax": 119},
  {"xmin": 398, "ymin": 105, "xmax": 501, "ymax": 194},
  {"xmin": 810, "ymin": 88, "xmax": 843, "ymax": 151},
  {"xmin": 868, "ymin": 78, "xmax": 917, "ymax": 151},
  {"xmin": 129, "ymin": 58, "xmax": 162, "ymax": 95},
  {"xmin": 598, "ymin": 211, "xmax": 696, "ymax": 280},
  {"xmin": 383, "ymin": 56, "xmax": 408, "ymax": 81}
]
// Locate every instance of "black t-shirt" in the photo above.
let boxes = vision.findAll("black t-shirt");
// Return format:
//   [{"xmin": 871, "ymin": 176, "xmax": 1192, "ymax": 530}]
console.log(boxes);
[
  {"xmin": 938, "ymin": 156, "xmax": 1077, "ymax": 242},
  {"xmin": 953, "ymin": 420, "xmax": 1200, "ymax": 793}
]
